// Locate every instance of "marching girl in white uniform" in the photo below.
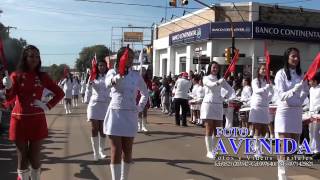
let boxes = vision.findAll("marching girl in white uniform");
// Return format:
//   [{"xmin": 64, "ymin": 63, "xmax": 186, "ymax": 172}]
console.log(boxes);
[
  {"xmin": 80, "ymin": 74, "xmax": 88, "ymax": 103},
  {"xmin": 239, "ymin": 77, "xmax": 252, "ymax": 129},
  {"xmin": 72, "ymin": 76, "xmax": 81, "ymax": 107},
  {"xmin": 104, "ymin": 47, "xmax": 148, "ymax": 180},
  {"xmin": 189, "ymin": 75, "xmax": 204, "ymax": 125},
  {"xmin": 201, "ymin": 61, "xmax": 233, "ymax": 159},
  {"xmin": 61, "ymin": 73, "xmax": 74, "ymax": 114},
  {"xmin": 308, "ymin": 72, "xmax": 320, "ymax": 160},
  {"xmin": 85, "ymin": 60, "xmax": 111, "ymax": 161},
  {"xmin": 274, "ymin": 47, "xmax": 308, "ymax": 180},
  {"xmin": 248, "ymin": 64, "xmax": 273, "ymax": 157}
]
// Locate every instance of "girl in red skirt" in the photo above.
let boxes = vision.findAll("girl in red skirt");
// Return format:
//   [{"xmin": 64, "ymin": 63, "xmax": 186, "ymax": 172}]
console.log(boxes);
[{"xmin": 3, "ymin": 45, "xmax": 64, "ymax": 180}]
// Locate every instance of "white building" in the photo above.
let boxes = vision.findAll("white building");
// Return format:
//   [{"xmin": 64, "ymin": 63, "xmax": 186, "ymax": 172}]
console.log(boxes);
[{"xmin": 153, "ymin": 2, "xmax": 320, "ymax": 78}]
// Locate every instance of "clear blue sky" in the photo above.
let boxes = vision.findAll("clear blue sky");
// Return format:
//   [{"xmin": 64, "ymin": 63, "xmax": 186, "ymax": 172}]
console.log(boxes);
[{"xmin": 0, "ymin": 0, "xmax": 319, "ymax": 68}]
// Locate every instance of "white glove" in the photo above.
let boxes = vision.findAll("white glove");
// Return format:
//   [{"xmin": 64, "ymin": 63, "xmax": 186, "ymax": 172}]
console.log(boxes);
[
  {"xmin": 33, "ymin": 100, "xmax": 49, "ymax": 111},
  {"xmin": 315, "ymin": 105, "xmax": 320, "ymax": 112},
  {"xmin": 2, "ymin": 76, "xmax": 12, "ymax": 89},
  {"xmin": 112, "ymin": 74, "xmax": 123, "ymax": 85},
  {"xmin": 217, "ymin": 78, "xmax": 224, "ymax": 85},
  {"xmin": 265, "ymin": 84, "xmax": 272, "ymax": 89},
  {"xmin": 292, "ymin": 81, "xmax": 303, "ymax": 93}
]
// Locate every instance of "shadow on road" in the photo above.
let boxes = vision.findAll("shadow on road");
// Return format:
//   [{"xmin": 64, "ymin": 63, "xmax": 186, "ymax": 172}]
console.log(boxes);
[{"xmin": 134, "ymin": 157, "xmax": 221, "ymax": 180}]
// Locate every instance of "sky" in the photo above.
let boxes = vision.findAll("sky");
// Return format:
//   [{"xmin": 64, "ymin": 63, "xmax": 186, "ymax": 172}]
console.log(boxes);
[{"xmin": 0, "ymin": 0, "xmax": 319, "ymax": 68}]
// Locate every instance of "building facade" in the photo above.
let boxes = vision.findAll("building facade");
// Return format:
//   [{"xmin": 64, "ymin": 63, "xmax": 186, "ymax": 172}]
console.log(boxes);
[{"xmin": 152, "ymin": 2, "xmax": 320, "ymax": 78}]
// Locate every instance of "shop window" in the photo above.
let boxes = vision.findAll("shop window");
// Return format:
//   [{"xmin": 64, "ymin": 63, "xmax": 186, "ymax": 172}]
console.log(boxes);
[
  {"xmin": 162, "ymin": 58, "xmax": 167, "ymax": 76},
  {"xmin": 180, "ymin": 57, "xmax": 186, "ymax": 73}
]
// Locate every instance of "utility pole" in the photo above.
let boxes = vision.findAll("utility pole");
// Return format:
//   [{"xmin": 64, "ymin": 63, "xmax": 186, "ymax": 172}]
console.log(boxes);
[
  {"xmin": 192, "ymin": 0, "xmax": 235, "ymax": 58},
  {"xmin": 5, "ymin": 26, "xmax": 17, "ymax": 34}
]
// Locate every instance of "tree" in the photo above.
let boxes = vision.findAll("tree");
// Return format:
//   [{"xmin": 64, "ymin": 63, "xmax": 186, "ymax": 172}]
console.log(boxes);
[
  {"xmin": 47, "ymin": 64, "xmax": 69, "ymax": 81},
  {"xmin": 75, "ymin": 45, "xmax": 111, "ymax": 72},
  {"xmin": 0, "ymin": 23, "xmax": 27, "ymax": 72}
]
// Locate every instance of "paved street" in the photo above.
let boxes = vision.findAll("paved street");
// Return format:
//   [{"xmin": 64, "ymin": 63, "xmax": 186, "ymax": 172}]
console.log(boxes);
[{"xmin": 1, "ymin": 104, "xmax": 320, "ymax": 180}]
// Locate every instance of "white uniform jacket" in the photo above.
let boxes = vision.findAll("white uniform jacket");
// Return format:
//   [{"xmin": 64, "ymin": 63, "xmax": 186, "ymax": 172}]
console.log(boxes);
[
  {"xmin": 189, "ymin": 84, "xmax": 205, "ymax": 103},
  {"xmin": 240, "ymin": 85, "xmax": 252, "ymax": 105},
  {"xmin": 61, "ymin": 78, "xmax": 73, "ymax": 99},
  {"xmin": 275, "ymin": 69, "xmax": 308, "ymax": 107},
  {"xmin": 105, "ymin": 69, "xmax": 148, "ymax": 112},
  {"xmin": 250, "ymin": 78, "xmax": 273, "ymax": 108},
  {"xmin": 72, "ymin": 82, "xmax": 81, "ymax": 96},
  {"xmin": 202, "ymin": 75, "xmax": 233, "ymax": 104},
  {"xmin": 85, "ymin": 74, "xmax": 111, "ymax": 104},
  {"xmin": 309, "ymin": 85, "xmax": 320, "ymax": 114}
]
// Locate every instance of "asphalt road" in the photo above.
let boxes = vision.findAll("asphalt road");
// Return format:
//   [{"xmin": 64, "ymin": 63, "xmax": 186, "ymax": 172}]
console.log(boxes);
[{"xmin": 0, "ymin": 103, "xmax": 319, "ymax": 180}]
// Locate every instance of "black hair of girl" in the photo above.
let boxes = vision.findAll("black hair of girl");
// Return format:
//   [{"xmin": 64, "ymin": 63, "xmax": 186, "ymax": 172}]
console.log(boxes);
[
  {"xmin": 256, "ymin": 64, "xmax": 267, "ymax": 88},
  {"xmin": 193, "ymin": 74, "xmax": 201, "ymax": 82},
  {"xmin": 66, "ymin": 73, "xmax": 73, "ymax": 83},
  {"xmin": 206, "ymin": 61, "xmax": 221, "ymax": 79},
  {"xmin": 17, "ymin": 45, "xmax": 42, "ymax": 75},
  {"xmin": 283, "ymin": 47, "xmax": 302, "ymax": 81},
  {"xmin": 244, "ymin": 77, "xmax": 251, "ymax": 87},
  {"xmin": 95, "ymin": 60, "xmax": 108, "ymax": 80},
  {"xmin": 312, "ymin": 71, "xmax": 320, "ymax": 83},
  {"xmin": 115, "ymin": 45, "xmax": 134, "ymax": 73}
]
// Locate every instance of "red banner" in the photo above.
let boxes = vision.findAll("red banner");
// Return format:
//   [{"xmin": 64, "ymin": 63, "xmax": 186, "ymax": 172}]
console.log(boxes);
[
  {"xmin": 224, "ymin": 49, "xmax": 240, "ymax": 79},
  {"xmin": 304, "ymin": 53, "xmax": 320, "ymax": 81}
]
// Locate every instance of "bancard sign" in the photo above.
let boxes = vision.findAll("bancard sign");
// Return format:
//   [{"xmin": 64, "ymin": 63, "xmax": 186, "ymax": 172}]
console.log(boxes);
[
  {"xmin": 124, "ymin": 32, "xmax": 143, "ymax": 42},
  {"xmin": 169, "ymin": 23, "xmax": 211, "ymax": 46}
]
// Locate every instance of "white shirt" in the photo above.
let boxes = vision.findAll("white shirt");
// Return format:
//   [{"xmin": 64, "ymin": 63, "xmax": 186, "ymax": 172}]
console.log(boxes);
[
  {"xmin": 190, "ymin": 84, "xmax": 205, "ymax": 103},
  {"xmin": 240, "ymin": 85, "xmax": 252, "ymax": 104},
  {"xmin": 173, "ymin": 77, "xmax": 192, "ymax": 99},
  {"xmin": 202, "ymin": 75, "xmax": 233, "ymax": 103},
  {"xmin": 85, "ymin": 74, "xmax": 110, "ymax": 104},
  {"xmin": 72, "ymin": 82, "xmax": 81, "ymax": 95},
  {"xmin": 105, "ymin": 69, "xmax": 148, "ymax": 111},
  {"xmin": 309, "ymin": 84, "xmax": 320, "ymax": 114},
  {"xmin": 251, "ymin": 78, "xmax": 273, "ymax": 107},
  {"xmin": 274, "ymin": 68, "xmax": 308, "ymax": 107}
]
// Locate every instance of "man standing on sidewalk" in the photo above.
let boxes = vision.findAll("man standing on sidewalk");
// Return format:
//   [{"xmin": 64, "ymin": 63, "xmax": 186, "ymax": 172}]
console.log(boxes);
[{"xmin": 173, "ymin": 72, "xmax": 192, "ymax": 126}]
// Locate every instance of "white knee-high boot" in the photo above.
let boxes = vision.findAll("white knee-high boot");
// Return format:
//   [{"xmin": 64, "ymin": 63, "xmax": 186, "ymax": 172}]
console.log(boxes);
[
  {"xmin": 30, "ymin": 167, "xmax": 41, "ymax": 180},
  {"xmin": 110, "ymin": 164, "xmax": 121, "ymax": 180},
  {"xmin": 225, "ymin": 108, "xmax": 234, "ymax": 129},
  {"xmin": 141, "ymin": 118, "xmax": 148, "ymax": 132},
  {"xmin": 99, "ymin": 135, "xmax": 107, "ymax": 159},
  {"xmin": 67, "ymin": 103, "xmax": 72, "ymax": 114},
  {"xmin": 90, "ymin": 137, "xmax": 99, "ymax": 160},
  {"xmin": 64, "ymin": 104, "xmax": 68, "ymax": 114},
  {"xmin": 278, "ymin": 160, "xmax": 287, "ymax": 180},
  {"xmin": 253, "ymin": 135, "xmax": 262, "ymax": 157},
  {"xmin": 120, "ymin": 161, "xmax": 131, "ymax": 180},
  {"xmin": 137, "ymin": 118, "xmax": 142, "ymax": 132},
  {"xmin": 205, "ymin": 136, "xmax": 213, "ymax": 159},
  {"xmin": 17, "ymin": 169, "xmax": 30, "ymax": 180}
]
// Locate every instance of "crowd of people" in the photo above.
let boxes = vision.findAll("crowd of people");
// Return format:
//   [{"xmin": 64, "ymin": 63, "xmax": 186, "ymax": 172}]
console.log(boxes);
[{"xmin": 2, "ymin": 45, "xmax": 320, "ymax": 180}]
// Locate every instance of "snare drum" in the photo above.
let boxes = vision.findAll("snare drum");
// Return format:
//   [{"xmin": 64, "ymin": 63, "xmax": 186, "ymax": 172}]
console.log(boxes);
[
  {"xmin": 269, "ymin": 104, "xmax": 277, "ymax": 115},
  {"xmin": 302, "ymin": 112, "xmax": 312, "ymax": 125},
  {"xmin": 310, "ymin": 114, "xmax": 320, "ymax": 124},
  {"xmin": 239, "ymin": 107, "xmax": 250, "ymax": 122},
  {"xmin": 228, "ymin": 100, "xmax": 242, "ymax": 111}
]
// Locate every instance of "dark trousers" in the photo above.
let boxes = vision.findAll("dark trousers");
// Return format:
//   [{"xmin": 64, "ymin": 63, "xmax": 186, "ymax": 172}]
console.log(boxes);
[{"xmin": 174, "ymin": 98, "xmax": 188, "ymax": 126}]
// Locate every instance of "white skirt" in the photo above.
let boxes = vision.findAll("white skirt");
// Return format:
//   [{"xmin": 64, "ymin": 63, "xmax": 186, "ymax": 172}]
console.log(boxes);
[
  {"xmin": 274, "ymin": 106, "xmax": 303, "ymax": 134},
  {"xmin": 103, "ymin": 108, "xmax": 138, "ymax": 137},
  {"xmin": 200, "ymin": 102, "xmax": 223, "ymax": 120},
  {"xmin": 248, "ymin": 106, "xmax": 270, "ymax": 124},
  {"xmin": 64, "ymin": 89, "xmax": 72, "ymax": 99},
  {"xmin": 87, "ymin": 101, "xmax": 109, "ymax": 121}
]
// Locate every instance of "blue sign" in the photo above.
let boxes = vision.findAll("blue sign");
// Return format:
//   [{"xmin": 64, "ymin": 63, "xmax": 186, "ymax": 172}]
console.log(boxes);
[
  {"xmin": 169, "ymin": 23, "xmax": 211, "ymax": 46},
  {"xmin": 210, "ymin": 22, "xmax": 252, "ymax": 39},
  {"xmin": 252, "ymin": 22, "xmax": 320, "ymax": 43}
]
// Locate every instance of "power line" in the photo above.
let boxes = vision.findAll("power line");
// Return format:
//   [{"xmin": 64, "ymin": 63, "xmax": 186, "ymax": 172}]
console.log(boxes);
[
  {"xmin": 74, "ymin": 0, "xmax": 200, "ymax": 9},
  {"xmin": 16, "ymin": 28, "xmax": 111, "ymax": 33}
]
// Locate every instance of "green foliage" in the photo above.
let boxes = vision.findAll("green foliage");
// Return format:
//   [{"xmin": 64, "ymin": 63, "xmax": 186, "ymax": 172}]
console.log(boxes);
[
  {"xmin": 75, "ymin": 45, "xmax": 111, "ymax": 73},
  {"xmin": 0, "ymin": 23, "xmax": 27, "ymax": 73},
  {"xmin": 46, "ymin": 64, "xmax": 69, "ymax": 81}
]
